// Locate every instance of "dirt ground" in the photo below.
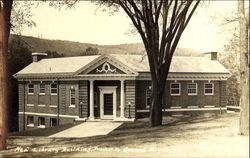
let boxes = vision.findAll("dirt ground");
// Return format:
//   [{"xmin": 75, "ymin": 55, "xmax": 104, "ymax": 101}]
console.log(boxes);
[{"xmin": 1, "ymin": 112, "xmax": 249, "ymax": 158}]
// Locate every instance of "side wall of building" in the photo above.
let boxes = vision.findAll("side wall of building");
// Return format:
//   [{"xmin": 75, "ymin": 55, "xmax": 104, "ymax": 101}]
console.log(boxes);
[
  {"xmin": 18, "ymin": 81, "xmax": 80, "ymax": 131},
  {"xmin": 136, "ymin": 80, "xmax": 228, "ymax": 110}
]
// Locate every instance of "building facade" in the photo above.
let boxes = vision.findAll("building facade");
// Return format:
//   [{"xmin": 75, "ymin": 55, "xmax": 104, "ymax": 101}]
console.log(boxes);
[{"xmin": 14, "ymin": 52, "xmax": 231, "ymax": 131}]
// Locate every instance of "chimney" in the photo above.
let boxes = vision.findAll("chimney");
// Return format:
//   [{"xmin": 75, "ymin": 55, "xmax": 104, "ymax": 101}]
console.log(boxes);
[
  {"xmin": 204, "ymin": 52, "xmax": 217, "ymax": 60},
  {"xmin": 32, "ymin": 52, "xmax": 47, "ymax": 62}
]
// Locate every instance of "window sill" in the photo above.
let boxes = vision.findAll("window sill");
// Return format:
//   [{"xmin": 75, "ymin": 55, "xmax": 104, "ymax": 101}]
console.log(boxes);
[
  {"xmin": 170, "ymin": 106, "xmax": 181, "ymax": 109},
  {"xmin": 170, "ymin": 94, "xmax": 181, "ymax": 96},
  {"xmin": 37, "ymin": 125, "xmax": 45, "ymax": 128},
  {"xmin": 188, "ymin": 94, "xmax": 197, "ymax": 96},
  {"xmin": 204, "ymin": 93, "xmax": 214, "ymax": 96},
  {"xmin": 27, "ymin": 104, "xmax": 34, "ymax": 107},
  {"xmin": 28, "ymin": 93, "xmax": 34, "ymax": 95},
  {"xmin": 49, "ymin": 105, "xmax": 58, "ymax": 108},
  {"xmin": 38, "ymin": 104, "xmax": 46, "ymax": 107},
  {"xmin": 27, "ymin": 124, "xmax": 34, "ymax": 127},
  {"xmin": 69, "ymin": 105, "xmax": 76, "ymax": 108},
  {"xmin": 50, "ymin": 94, "xmax": 58, "ymax": 96},
  {"xmin": 39, "ymin": 93, "xmax": 45, "ymax": 96}
]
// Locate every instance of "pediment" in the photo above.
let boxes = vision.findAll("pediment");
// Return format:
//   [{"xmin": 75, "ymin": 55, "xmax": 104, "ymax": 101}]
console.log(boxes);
[
  {"xmin": 87, "ymin": 62, "xmax": 126, "ymax": 74},
  {"xmin": 75, "ymin": 55, "xmax": 137, "ymax": 75}
]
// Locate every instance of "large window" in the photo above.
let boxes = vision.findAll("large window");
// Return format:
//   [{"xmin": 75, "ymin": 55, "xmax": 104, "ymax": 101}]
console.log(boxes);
[
  {"xmin": 27, "ymin": 116, "xmax": 34, "ymax": 127},
  {"xmin": 38, "ymin": 117, "xmax": 45, "ymax": 128},
  {"xmin": 28, "ymin": 84, "xmax": 34, "ymax": 95},
  {"xmin": 204, "ymin": 83, "xmax": 214, "ymax": 95},
  {"xmin": 70, "ymin": 89, "xmax": 76, "ymax": 107},
  {"xmin": 50, "ymin": 118, "xmax": 57, "ymax": 127},
  {"xmin": 39, "ymin": 83, "xmax": 46, "ymax": 95},
  {"xmin": 170, "ymin": 83, "xmax": 181, "ymax": 96},
  {"xmin": 146, "ymin": 86, "xmax": 152, "ymax": 108},
  {"xmin": 187, "ymin": 83, "xmax": 197, "ymax": 95},
  {"xmin": 50, "ymin": 83, "xmax": 58, "ymax": 95}
]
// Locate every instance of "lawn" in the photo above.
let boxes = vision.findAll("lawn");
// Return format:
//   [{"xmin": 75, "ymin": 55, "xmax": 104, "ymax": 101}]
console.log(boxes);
[{"xmin": 1, "ymin": 112, "xmax": 249, "ymax": 158}]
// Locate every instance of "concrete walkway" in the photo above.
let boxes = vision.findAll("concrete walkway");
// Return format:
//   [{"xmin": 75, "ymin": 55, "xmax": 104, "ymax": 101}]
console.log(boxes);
[{"xmin": 49, "ymin": 122, "xmax": 122, "ymax": 138}]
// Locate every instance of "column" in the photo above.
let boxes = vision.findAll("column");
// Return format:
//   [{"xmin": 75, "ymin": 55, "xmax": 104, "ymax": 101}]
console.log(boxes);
[
  {"xmin": 89, "ymin": 80, "xmax": 94, "ymax": 120},
  {"xmin": 120, "ymin": 80, "xmax": 125, "ymax": 118}
]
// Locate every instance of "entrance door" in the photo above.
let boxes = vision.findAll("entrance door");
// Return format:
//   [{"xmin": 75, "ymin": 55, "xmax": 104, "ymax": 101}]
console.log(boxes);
[
  {"xmin": 99, "ymin": 86, "xmax": 117, "ymax": 119},
  {"xmin": 103, "ymin": 93, "xmax": 113, "ymax": 116}
]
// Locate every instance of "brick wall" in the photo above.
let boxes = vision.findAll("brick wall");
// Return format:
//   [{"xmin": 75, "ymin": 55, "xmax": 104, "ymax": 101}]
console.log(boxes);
[
  {"xmin": 18, "ymin": 81, "xmax": 80, "ymax": 131},
  {"xmin": 18, "ymin": 82, "xmax": 25, "ymax": 131},
  {"xmin": 220, "ymin": 81, "xmax": 227, "ymax": 107},
  {"xmin": 136, "ymin": 80, "xmax": 225, "ymax": 109},
  {"xmin": 79, "ymin": 80, "xmax": 88, "ymax": 118},
  {"xmin": 125, "ymin": 80, "xmax": 136, "ymax": 118}
]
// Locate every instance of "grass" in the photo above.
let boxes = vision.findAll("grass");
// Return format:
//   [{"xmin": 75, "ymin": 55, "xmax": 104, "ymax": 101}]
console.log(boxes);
[
  {"xmin": 8, "ymin": 122, "xmax": 80, "ymax": 137},
  {"xmin": 1, "ymin": 112, "xmax": 249, "ymax": 158}
]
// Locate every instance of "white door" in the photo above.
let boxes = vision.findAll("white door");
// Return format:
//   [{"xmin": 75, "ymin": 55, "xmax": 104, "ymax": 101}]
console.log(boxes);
[{"xmin": 99, "ymin": 86, "xmax": 117, "ymax": 119}]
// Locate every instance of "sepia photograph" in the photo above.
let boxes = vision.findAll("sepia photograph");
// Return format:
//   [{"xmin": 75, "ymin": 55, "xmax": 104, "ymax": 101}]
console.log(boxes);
[{"xmin": 0, "ymin": 0, "xmax": 249, "ymax": 157}]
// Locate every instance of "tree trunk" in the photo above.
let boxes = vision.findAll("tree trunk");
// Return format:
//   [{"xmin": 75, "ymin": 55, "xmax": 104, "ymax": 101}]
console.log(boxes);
[
  {"xmin": 0, "ymin": 9, "xmax": 8, "ymax": 150},
  {"xmin": 149, "ymin": 79, "xmax": 164, "ymax": 127},
  {"xmin": 238, "ymin": 0, "xmax": 249, "ymax": 136},
  {"xmin": 0, "ymin": 0, "xmax": 13, "ymax": 150}
]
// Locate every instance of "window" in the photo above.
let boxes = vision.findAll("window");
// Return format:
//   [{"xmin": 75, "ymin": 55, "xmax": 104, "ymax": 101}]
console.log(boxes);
[
  {"xmin": 204, "ymin": 83, "xmax": 214, "ymax": 95},
  {"xmin": 170, "ymin": 83, "xmax": 181, "ymax": 96},
  {"xmin": 28, "ymin": 84, "xmax": 34, "ymax": 94},
  {"xmin": 70, "ymin": 89, "xmax": 76, "ymax": 107},
  {"xmin": 38, "ymin": 117, "xmax": 45, "ymax": 128},
  {"xmin": 50, "ymin": 83, "xmax": 58, "ymax": 95},
  {"xmin": 39, "ymin": 83, "xmax": 46, "ymax": 95},
  {"xmin": 146, "ymin": 86, "xmax": 152, "ymax": 108},
  {"xmin": 27, "ymin": 116, "xmax": 34, "ymax": 127},
  {"xmin": 187, "ymin": 83, "xmax": 197, "ymax": 95},
  {"xmin": 50, "ymin": 118, "xmax": 57, "ymax": 127}
]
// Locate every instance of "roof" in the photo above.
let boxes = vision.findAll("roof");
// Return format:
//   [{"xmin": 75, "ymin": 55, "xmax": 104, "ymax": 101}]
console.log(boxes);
[{"xmin": 15, "ymin": 54, "xmax": 230, "ymax": 77}]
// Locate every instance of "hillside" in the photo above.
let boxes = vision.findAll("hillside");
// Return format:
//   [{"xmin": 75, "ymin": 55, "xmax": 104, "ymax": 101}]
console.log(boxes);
[{"xmin": 9, "ymin": 34, "xmax": 202, "ymax": 57}]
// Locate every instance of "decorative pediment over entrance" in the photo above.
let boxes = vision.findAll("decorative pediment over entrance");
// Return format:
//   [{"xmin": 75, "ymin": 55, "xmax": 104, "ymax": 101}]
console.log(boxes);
[
  {"xmin": 75, "ymin": 55, "xmax": 138, "ymax": 75},
  {"xmin": 89, "ymin": 62, "xmax": 125, "ymax": 74}
]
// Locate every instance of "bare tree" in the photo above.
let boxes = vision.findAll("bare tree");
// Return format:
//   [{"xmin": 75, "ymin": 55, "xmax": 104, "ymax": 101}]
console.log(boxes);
[
  {"xmin": 99, "ymin": 0, "xmax": 200, "ymax": 126},
  {"xmin": 238, "ymin": 0, "xmax": 249, "ymax": 136}
]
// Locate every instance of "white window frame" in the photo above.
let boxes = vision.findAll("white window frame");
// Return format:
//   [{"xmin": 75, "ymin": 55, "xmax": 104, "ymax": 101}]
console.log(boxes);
[
  {"xmin": 146, "ymin": 86, "xmax": 152, "ymax": 108},
  {"xmin": 69, "ymin": 89, "xmax": 76, "ymax": 108},
  {"xmin": 170, "ymin": 83, "xmax": 181, "ymax": 96},
  {"xmin": 50, "ymin": 83, "xmax": 58, "ymax": 95},
  {"xmin": 39, "ymin": 83, "xmax": 46, "ymax": 95},
  {"xmin": 204, "ymin": 83, "xmax": 214, "ymax": 95},
  {"xmin": 50, "ymin": 118, "xmax": 57, "ymax": 127},
  {"xmin": 38, "ymin": 117, "xmax": 45, "ymax": 128},
  {"xmin": 27, "ymin": 116, "xmax": 34, "ymax": 127},
  {"xmin": 187, "ymin": 83, "xmax": 198, "ymax": 95},
  {"xmin": 28, "ymin": 84, "xmax": 34, "ymax": 95}
]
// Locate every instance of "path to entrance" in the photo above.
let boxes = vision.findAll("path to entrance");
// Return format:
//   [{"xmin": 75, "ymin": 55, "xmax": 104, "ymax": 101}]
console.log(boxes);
[{"xmin": 49, "ymin": 122, "xmax": 123, "ymax": 138}]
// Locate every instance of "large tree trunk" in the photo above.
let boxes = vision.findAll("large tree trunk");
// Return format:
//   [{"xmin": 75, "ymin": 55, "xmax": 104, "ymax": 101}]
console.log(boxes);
[
  {"xmin": 0, "ymin": 0, "xmax": 13, "ymax": 150},
  {"xmin": 149, "ymin": 76, "xmax": 166, "ymax": 127},
  {"xmin": 238, "ymin": 0, "xmax": 249, "ymax": 136}
]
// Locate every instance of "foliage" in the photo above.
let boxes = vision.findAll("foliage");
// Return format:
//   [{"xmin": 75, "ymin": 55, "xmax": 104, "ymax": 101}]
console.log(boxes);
[
  {"xmin": 7, "ymin": 37, "xmax": 32, "ymax": 132},
  {"xmin": 10, "ymin": 1, "xmax": 37, "ymax": 34},
  {"xmin": 80, "ymin": 47, "xmax": 99, "ymax": 56},
  {"xmin": 45, "ymin": 50, "xmax": 64, "ymax": 58}
]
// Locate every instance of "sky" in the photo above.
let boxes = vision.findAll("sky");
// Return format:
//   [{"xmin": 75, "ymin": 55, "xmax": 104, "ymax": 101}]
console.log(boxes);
[{"xmin": 18, "ymin": 1, "xmax": 238, "ymax": 53}]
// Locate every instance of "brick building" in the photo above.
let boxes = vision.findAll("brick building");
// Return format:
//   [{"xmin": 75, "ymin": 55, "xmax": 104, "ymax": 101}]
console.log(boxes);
[{"xmin": 14, "ymin": 52, "xmax": 230, "ymax": 131}]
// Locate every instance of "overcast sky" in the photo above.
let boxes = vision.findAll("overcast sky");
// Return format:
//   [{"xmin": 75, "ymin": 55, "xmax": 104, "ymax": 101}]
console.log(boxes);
[{"xmin": 19, "ymin": 1, "xmax": 238, "ymax": 53}]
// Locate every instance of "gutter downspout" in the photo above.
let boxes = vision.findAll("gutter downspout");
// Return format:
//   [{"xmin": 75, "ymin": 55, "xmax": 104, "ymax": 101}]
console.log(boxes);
[
  {"xmin": 23, "ymin": 80, "xmax": 26, "ymax": 131},
  {"xmin": 57, "ymin": 79, "xmax": 60, "ymax": 126}
]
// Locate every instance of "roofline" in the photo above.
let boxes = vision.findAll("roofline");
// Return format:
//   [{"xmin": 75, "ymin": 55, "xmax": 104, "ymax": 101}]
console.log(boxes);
[{"xmin": 73, "ymin": 54, "xmax": 138, "ymax": 75}]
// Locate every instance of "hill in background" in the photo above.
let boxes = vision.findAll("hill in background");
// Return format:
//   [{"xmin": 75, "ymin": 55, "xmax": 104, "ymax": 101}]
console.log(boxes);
[{"xmin": 9, "ymin": 34, "xmax": 203, "ymax": 57}]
